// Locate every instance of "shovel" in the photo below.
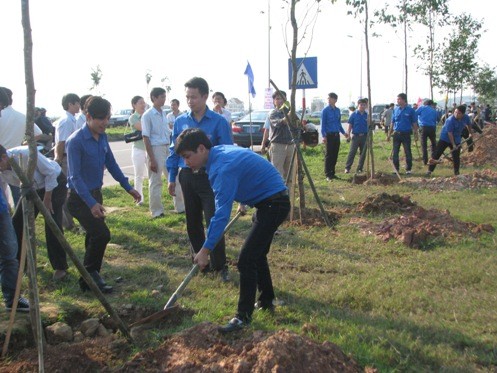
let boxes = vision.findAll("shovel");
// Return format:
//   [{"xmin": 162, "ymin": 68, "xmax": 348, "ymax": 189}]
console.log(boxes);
[{"xmin": 130, "ymin": 211, "xmax": 243, "ymax": 327}]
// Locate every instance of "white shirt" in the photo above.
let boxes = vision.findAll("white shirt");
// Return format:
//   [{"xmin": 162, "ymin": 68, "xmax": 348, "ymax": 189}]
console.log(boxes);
[
  {"xmin": 54, "ymin": 111, "xmax": 78, "ymax": 143},
  {"xmin": 1, "ymin": 146, "xmax": 61, "ymax": 192},
  {"xmin": 166, "ymin": 111, "xmax": 180, "ymax": 129},
  {"xmin": 0, "ymin": 106, "xmax": 42, "ymax": 149},
  {"xmin": 141, "ymin": 107, "xmax": 171, "ymax": 146},
  {"xmin": 75, "ymin": 113, "xmax": 86, "ymax": 130}
]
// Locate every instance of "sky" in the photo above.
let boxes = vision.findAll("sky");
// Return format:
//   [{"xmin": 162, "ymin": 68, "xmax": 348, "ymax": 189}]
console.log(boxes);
[{"xmin": 1, "ymin": 0, "xmax": 495, "ymax": 116}]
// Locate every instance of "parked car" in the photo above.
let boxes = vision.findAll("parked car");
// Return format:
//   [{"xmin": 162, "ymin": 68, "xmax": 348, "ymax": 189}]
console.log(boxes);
[
  {"xmin": 371, "ymin": 104, "xmax": 388, "ymax": 127},
  {"xmin": 232, "ymin": 110, "xmax": 270, "ymax": 148},
  {"xmin": 230, "ymin": 111, "xmax": 245, "ymax": 122},
  {"xmin": 310, "ymin": 111, "xmax": 322, "ymax": 118},
  {"xmin": 340, "ymin": 108, "xmax": 350, "ymax": 122},
  {"xmin": 108, "ymin": 109, "xmax": 132, "ymax": 127}
]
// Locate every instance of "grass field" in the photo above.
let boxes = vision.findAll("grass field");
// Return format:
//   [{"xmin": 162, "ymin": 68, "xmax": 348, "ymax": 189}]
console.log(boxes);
[{"xmin": 19, "ymin": 134, "xmax": 497, "ymax": 371}]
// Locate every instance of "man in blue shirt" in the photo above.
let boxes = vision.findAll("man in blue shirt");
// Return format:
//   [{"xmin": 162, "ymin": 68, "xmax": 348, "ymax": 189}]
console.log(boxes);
[
  {"xmin": 167, "ymin": 77, "xmax": 233, "ymax": 281},
  {"xmin": 427, "ymin": 105, "xmax": 470, "ymax": 176},
  {"xmin": 321, "ymin": 92, "xmax": 348, "ymax": 180},
  {"xmin": 416, "ymin": 99, "xmax": 438, "ymax": 165},
  {"xmin": 344, "ymin": 98, "xmax": 368, "ymax": 174},
  {"xmin": 66, "ymin": 96, "xmax": 141, "ymax": 293},
  {"xmin": 175, "ymin": 128, "xmax": 290, "ymax": 334},
  {"xmin": 389, "ymin": 93, "xmax": 418, "ymax": 174}
]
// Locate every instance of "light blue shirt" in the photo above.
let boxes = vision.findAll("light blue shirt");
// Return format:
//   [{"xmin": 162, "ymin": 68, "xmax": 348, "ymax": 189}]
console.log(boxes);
[
  {"xmin": 55, "ymin": 111, "xmax": 77, "ymax": 143},
  {"xmin": 141, "ymin": 107, "xmax": 171, "ymax": 146},
  {"xmin": 66, "ymin": 125, "xmax": 132, "ymax": 208},
  {"xmin": 203, "ymin": 145, "xmax": 286, "ymax": 250},
  {"xmin": 166, "ymin": 107, "xmax": 232, "ymax": 182}
]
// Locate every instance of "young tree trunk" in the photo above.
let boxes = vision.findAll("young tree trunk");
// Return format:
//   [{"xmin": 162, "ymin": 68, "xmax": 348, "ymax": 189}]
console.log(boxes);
[{"xmin": 364, "ymin": 0, "xmax": 375, "ymax": 177}]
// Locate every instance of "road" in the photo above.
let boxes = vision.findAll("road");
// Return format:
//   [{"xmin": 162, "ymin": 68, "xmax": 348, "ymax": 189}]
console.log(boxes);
[{"xmin": 104, "ymin": 141, "xmax": 134, "ymax": 187}]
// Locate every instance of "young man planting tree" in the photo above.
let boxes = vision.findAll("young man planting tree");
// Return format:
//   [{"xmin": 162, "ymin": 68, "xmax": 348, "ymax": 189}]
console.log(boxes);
[{"xmin": 175, "ymin": 128, "xmax": 290, "ymax": 333}]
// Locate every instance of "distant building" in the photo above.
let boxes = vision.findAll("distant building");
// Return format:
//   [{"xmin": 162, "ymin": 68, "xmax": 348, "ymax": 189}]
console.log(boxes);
[
  {"xmin": 311, "ymin": 97, "xmax": 325, "ymax": 112},
  {"xmin": 227, "ymin": 98, "xmax": 244, "ymax": 113}
]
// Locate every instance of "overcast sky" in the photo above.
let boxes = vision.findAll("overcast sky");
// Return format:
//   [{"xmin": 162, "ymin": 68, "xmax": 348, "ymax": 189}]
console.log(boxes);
[{"xmin": 1, "ymin": 0, "xmax": 494, "ymax": 115}]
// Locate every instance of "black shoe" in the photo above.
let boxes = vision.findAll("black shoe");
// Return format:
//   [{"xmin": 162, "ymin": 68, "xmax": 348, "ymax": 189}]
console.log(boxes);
[
  {"xmin": 79, "ymin": 272, "xmax": 113, "ymax": 293},
  {"xmin": 254, "ymin": 301, "xmax": 275, "ymax": 314},
  {"xmin": 218, "ymin": 317, "xmax": 247, "ymax": 334},
  {"xmin": 152, "ymin": 213, "xmax": 165, "ymax": 219},
  {"xmin": 6, "ymin": 297, "xmax": 30, "ymax": 313},
  {"xmin": 220, "ymin": 267, "xmax": 230, "ymax": 282}
]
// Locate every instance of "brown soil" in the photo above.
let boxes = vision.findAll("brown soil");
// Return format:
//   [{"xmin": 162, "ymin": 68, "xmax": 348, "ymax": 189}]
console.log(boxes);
[
  {"xmin": 1, "ymin": 323, "xmax": 365, "ymax": 373},
  {"xmin": 287, "ymin": 207, "xmax": 341, "ymax": 227},
  {"xmin": 352, "ymin": 193, "xmax": 494, "ymax": 248},
  {"xmin": 462, "ymin": 125, "xmax": 497, "ymax": 167},
  {"xmin": 356, "ymin": 193, "xmax": 416, "ymax": 214},
  {"xmin": 399, "ymin": 170, "xmax": 497, "ymax": 191}
]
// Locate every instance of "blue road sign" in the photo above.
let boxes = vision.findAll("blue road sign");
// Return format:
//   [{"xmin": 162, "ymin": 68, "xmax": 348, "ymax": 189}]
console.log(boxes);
[{"xmin": 288, "ymin": 57, "xmax": 318, "ymax": 89}]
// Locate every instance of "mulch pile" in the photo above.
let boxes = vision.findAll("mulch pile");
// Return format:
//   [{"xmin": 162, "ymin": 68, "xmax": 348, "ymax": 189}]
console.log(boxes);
[
  {"xmin": 399, "ymin": 170, "xmax": 497, "ymax": 191},
  {"xmin": 352, "ymin": 193, "xmax": 494, "ymax": 248},
  {"xmin": 462, "ymin": 125, "xmax": 497, "ymax": 167}
]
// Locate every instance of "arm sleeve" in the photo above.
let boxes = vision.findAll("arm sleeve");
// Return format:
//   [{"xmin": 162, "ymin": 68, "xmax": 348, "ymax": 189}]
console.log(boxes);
[{"xmin": 67, "ymin": 138, "xmax": 97, "ymax": 208}]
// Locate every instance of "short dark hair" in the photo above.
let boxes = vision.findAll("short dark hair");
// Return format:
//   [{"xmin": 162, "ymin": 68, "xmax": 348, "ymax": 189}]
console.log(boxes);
[
  {"xmin": 456, "ymin": 105, "xmax": 466, "ymax": 114},
  {"xmin": 0, "ymin": 87, "xmax": 9, "ymax": 107},
  {"xmin": 328, "ymin": 92, "xmax": 338, "ymax": 100},
  {"xmin": 0, "ymin": 87, "xmax": 13, "ymax": 106},
  {"xmin": 184, "ymin": 77, "xmax": 209, "ymax": 96},
  {"xmin": 61, "ymin": 93, "xmax": 80, "ymax": 110},
  {"xmin": 170, "ymin": 99, "xmax": 180, "ymax": 106},
  {"xmin": 150, "ymin": 87, "xmax": 166, "ymax": 101},
  {"xmin": 424, "ymin": 99, "xmax": 433, "ymax": 106},
  {"xmin": 272, "ymin": 90, "xmax": 286, "ymax": 99},
  {"xmin": 85, "ymin": 96, "xmax": 111, "ymax": 119},
  {"xmin": 0, "ymin": 144, "xmax": 7, "ymax": 157},
  {"xmin": 357, "ymin": 98, "xmax": 367, "ymax": 105},
  {"xmin": 212, "ymin": 91, "xmax": 227, "ymax": 106},
  {"xmin": 80, "ymin": 94, "xmax": 92, "ymax": 112},
  {"xmin": 397, "ymin": 93, "xmax": 407, "ymax": 102},
  {"xmin": 175, "ymin": 128, "xmax": 212, "ymax": 154}
]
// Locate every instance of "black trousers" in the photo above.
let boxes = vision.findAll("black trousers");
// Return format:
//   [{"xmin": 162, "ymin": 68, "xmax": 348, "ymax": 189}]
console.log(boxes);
[
  {"xmin": 236, "ymin": 194, "xmax": 290, "ymax": 322},
  {"xmin": 324, "ymin": 133, "xmax": 341, "ymax": 178},
  {"xmin": 392, "ymin": 132, "xmax": 413, "ymax": 171},
  {"xmin": 67, "ymin": 189, "xmax": 110, "ymax": 273},
  {"xmin": 13, "ymin": 172, "xmax": 68, "ymax": 270},
  {"xmin": 428, "ymin": 140, "xmax": 461, "ymax": 175},
  {"xmin": 178, "ymin": 168, "xmax": 226, "ymax": 271},
  {"xmin": 419, "ymin": 126, "xmax": 437, "ymax": 165}
]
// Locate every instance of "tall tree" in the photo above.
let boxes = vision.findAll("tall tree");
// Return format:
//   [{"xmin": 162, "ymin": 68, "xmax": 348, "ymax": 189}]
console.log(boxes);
[
  {"xmin": 471, "ymin": 64, "xmax": 497, "ymax": 105},
  {"xmin": 432, "ymin": 14, "xmax": 483, "ymax": 104}
]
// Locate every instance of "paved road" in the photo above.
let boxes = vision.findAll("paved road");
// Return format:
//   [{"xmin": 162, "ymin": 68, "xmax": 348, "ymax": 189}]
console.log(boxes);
[{"xmin": 104, "ymin": 141, "xmax": 134, "ymax": 187}]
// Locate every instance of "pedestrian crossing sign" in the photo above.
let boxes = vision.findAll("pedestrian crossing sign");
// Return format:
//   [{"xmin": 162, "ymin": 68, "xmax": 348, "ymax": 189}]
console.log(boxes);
[{"xmin": 288, "ymin": 57, "xmax": 318, "ymax": 89}]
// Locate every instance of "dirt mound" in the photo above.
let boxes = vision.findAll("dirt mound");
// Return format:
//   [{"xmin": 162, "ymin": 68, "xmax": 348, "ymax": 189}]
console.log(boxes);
[
  {"xmin": 462, "ymin": 125, "xmax": 497, "ymax": 166},
  {"xmin": 399, "ymin": 170, "xmax": 497, "ymax": 191},
  {"xmin": 351, "ymin": 172, "xmax": 400, "ymax": 185},
  {"xmin": 356, "ymin": 193, "xmax": 416, "ymax": 214},
  {"xmin": 121, "ymin": 322, "xmax": 363, "ymax": 372},
  {"xmin": 353, "ymin": 206, "xmax": 494, "ymax": 248},
  {"xmin": 0, "ymin": 323, "xmax": 365, "ymax": 372},
  {"xmin": 287, "ymin": 207, "xmax": 341, "ymax": 227}
]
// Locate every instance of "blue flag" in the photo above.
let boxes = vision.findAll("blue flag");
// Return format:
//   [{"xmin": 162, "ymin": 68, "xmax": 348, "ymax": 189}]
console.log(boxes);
[{"xmin": 244, "ymin": 62, "xmax": 256, "ymax": 98}]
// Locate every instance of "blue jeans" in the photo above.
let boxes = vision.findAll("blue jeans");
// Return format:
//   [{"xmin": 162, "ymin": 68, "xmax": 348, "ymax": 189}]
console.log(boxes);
[{"xmin": 0, "ymin": 209, "xmax": 20, "ymax": 306}]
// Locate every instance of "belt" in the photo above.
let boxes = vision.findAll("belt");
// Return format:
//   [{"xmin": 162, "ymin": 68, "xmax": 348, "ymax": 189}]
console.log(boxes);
[
  {"xmin": 326, "ymin": 132, "xmax": 340, "ymax": 136},
  {"xmin": 353, "ymin": 133, "xmax": 366, "ymax": 136},
  {"xmin": 256, "ymin": 190, "xmax": 289, "ymax": 207}
]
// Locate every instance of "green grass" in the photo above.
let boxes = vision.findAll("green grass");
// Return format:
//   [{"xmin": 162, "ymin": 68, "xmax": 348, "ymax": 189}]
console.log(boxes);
[{"xmin": 16, "ymin": 133, "xmax": 497, "ymax": 371}]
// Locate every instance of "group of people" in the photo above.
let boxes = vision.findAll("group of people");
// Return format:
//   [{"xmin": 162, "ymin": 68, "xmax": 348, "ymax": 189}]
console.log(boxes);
[
  {"xmin": 320, "ymin": 92, "xmax": 486, "ymax": 178},
  {"xmin": 0, "ymin": 78, "xmax": 291, "ymax": 334}
]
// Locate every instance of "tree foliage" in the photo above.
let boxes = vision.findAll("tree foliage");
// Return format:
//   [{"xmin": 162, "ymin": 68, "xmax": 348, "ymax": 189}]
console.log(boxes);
[
  {"xmin": 471, "ymin": 64, "xmax": 497, "ymax": 105},
  {"xmin": 90, "ymin": 65, "xmax": 103, "ymax": 93}
]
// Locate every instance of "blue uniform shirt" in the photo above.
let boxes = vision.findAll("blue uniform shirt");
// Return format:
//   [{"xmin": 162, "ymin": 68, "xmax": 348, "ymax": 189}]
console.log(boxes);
[
  {"xmin": 66, "ymin": 125, "xmax": 132, "ymax": 208},
  {"xmin": 392, "ymin": 105, "xmax": 417, "ymax": 132},
  {"xmin": 320, "ymin": 106, "xmax": 345, "ymax": 136},
  {"xmin": 166, "ymin": 107, "xmax": 233, "ymax": 182},
  {"xmin": 347, "ymin": 110, "xmax": 368, "ymax": 134},
  {"xmin": 0, "ymin": 186, "xmax": 9, "ymax": 213},
  {"xmin": 416, "ymin": 105, "xmax": 438, "ymax": 127},
  {"xmin": 203, "ymin": 145, "xmax": 286, "ymax": 250},
  {"xmin": 440, "ymin": 115, "xmax": 467, "ymax": 144}
]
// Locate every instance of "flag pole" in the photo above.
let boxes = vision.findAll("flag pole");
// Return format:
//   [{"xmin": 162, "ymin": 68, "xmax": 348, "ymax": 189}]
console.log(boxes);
[{"xmin": 248, "ymin": 91, "xmax": 253, "ymax": 151}]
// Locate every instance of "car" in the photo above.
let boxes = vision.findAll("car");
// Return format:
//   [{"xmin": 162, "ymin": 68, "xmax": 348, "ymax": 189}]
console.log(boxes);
[
  {"xmin": 310, "ymin": 111, "xmax": 322, "ymax": 118},
  {"xmin": 108, "ymin": 109, "xmax": 132, "ymax": 127},
  {"xmin": 340, "ymin": 108, "xmax": 350, "ymax": 122},
  {"xmin": 230, "ymin": 111, "xmax": 245, "ymax": 122},
  {"xmin": 232, "ymin": 110, "xmax": 270, "ymax": 148},
  {"xmin": 371, "ymin": 104, "xmax": 388, "ymax": 127}
]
